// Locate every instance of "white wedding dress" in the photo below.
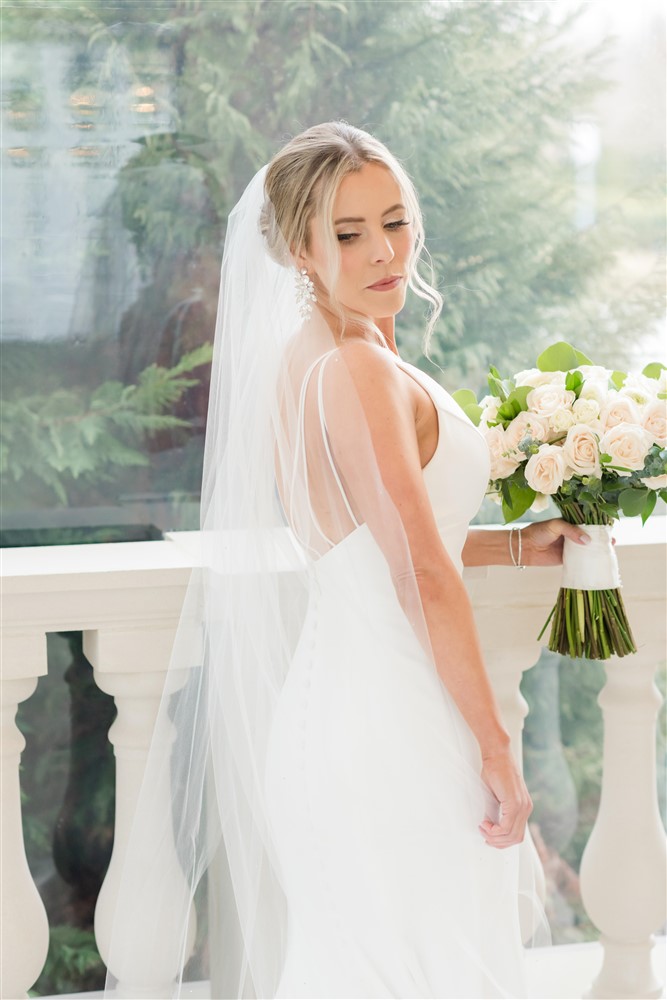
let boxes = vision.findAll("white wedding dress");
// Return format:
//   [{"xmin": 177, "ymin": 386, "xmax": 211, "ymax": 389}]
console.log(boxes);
[{"xmin": 265, "ymin": 356, "xmax": 530, "ymax": 999}]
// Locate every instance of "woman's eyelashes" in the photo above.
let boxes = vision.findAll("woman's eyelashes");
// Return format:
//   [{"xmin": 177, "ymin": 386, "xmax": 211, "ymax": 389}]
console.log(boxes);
[{"xmin": 336, "ymin": 219, "xmax": 410, "ymax": 242}]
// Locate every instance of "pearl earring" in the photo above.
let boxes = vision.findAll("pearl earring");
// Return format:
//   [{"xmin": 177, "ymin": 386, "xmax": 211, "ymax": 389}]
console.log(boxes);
[{"xmin": 294, "ymin": 267, "xmax": 317, "ymax": 320}]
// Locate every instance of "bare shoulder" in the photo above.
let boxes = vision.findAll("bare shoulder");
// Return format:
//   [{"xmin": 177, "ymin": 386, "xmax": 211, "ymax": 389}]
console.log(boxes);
[{"xmin": 327, "ymin": 339, "xmax": 408, "ymax": 405}]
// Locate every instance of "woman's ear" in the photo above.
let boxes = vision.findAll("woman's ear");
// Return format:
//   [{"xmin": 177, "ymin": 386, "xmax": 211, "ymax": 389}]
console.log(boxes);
[{"xmin": 294, "ymin": 248, "xmax": 310, "ymax": 273}]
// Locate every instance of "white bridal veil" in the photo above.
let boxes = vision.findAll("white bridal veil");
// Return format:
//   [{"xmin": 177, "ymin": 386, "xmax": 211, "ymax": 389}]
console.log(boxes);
[{"xmin": 101, "ymin": 163, "xmax": 548, "ymax": 1000}]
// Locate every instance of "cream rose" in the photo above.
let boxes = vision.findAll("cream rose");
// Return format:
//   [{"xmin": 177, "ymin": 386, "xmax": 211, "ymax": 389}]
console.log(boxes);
[
  {"xmin": 524, "ymin": 443, "xmax": 568, "ymax": 495},
  {"xmin": 578, "ymin": 380, "xmax": 609, "ymax": 407},
  {"xmin": 503, "ymin": 410, "xmax": 549, "ymax": 452},
  {"xmin": 485, "ymin": 425, "xmax": 521, "ymax": 480},
  {"xmin": 576, "ymin": 365, "xmax": 612, "ymax": 382},
  {"xmin": 530, "ymin": 492, "xmax": 551, "ymax": 513},
  {"xmin": 620, "ymin": 373, "xmax": 658, "ymax": 408},
  {"xmin": 514, "ymin": 368, "xmax": 566, "ymax": 389},
  {"xmin": 642, "ymin": 398, "xmax": 667, "ymax": 447},
  {"xmin": 562, "ymin": 424, "xmax": 602, "ymax": 477},
  {"xmin": 479, "ymin": 394, "xmax": 500, "ymax": 427},
  {"xmin": 640, "ymin": 473, "xmax": 667, "ymax": 490},
  {"xmin": 572, "ymin": 396, "xmax": 601, "ymax": 425},
  {"xmin": 526, "ymin": 384, "xmax": 576, "ymax": 419},
  {"xmin": 548, "ymin": 407, "xmax": 577, "ymax": 434},
  {"xmin": 599, "ymin": 395, "xmax": 642, "ymax": 431},
  {"xmin": 599, "ymin": 423, "xmax": 653, "ymax": 476}
]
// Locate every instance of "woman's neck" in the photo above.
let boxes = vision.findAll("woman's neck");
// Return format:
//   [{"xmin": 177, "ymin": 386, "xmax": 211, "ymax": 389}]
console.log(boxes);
[
  {"xmin": 375, "ymin": 316, "xmax": 398, "ymax": 355},
  {"xmin": 315, "ymin": 304, "xmax": 400, "ymax": 356}
]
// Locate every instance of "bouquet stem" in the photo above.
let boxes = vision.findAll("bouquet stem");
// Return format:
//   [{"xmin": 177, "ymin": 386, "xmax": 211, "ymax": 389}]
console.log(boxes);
[{"xmin": 537, "ymin": 499, "xmax": 637, "ymax": 659}]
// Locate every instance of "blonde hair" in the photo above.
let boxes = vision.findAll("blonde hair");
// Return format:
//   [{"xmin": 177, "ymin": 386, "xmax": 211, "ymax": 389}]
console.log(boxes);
[{"xmin": 261, "ymin": 121, "xmax": 442, "ymax": 353}]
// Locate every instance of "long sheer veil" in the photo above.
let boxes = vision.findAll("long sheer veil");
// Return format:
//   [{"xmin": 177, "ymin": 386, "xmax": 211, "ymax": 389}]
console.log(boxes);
[{"xmin": 101, "ymin": 164, "xmax": 548, "ymax": 1000}]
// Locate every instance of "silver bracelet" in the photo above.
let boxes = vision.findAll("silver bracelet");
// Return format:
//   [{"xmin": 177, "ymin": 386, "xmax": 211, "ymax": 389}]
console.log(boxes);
[{"xmin": 509, "ymin": 525, "xmax": 526, "ymax": 570}]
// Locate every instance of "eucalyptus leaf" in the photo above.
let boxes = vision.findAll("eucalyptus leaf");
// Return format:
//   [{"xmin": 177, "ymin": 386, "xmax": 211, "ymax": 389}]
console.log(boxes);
[
  {"xmin": 452, "ymin": 388, "xmax": 479, "ymax": 409},
  {"xmin": 641, "ymin": 490, "xmax": 657, "ymax": 525},
  {"xmin": 618, "ymin": 488, "xmax": 649, "ymax": 517},
  {"xmin": 642, "ymin": 362, "xmax": 667, "ymax": 380},
  {"xmin": 463, "ymin": 403, "xmax": 482, "ymax": 426},
  {"xmin": 536, "ymin": 341, "xmax": 593, "ymax": 373},
  {"xmin": 610, "ymin": 371, "xmax": 627, "ymax": 390}
]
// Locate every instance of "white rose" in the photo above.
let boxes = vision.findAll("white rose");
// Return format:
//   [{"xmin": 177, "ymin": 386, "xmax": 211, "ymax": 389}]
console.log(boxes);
[
  {"xmin": 479, "ymin": 395, "xmax": 501, "ymax": 427},
  {"xmin": 620, "ymin": 373, "xmax": 658, "ymax": 408},
  {"xmin": 514, "ymin": 368, "xmax": 566, "ymax": 389},
  {"xmin": 599, "ymin": 395, "xmax": 643, "ymax": 431},
  {"xmin": 562, "ymin": 424, "xmax": 601, "ymax": 477},
  {"xmin": 599, "ymin": 423, "xmax": 653, "ymax": 476},
  {"xmin": 549, "ymin": 407, "xmax": 577, "ymax": 434},
  {"xmin": 485, "ymin": 425, "xmax": 521, "ymax": 480},
  {"xmin": 503, "ymin": 410, "xmax": 549, "ymax": 452},
  {"xmin": 526, "ymin": 384, "xmax": 576, "ymax": 419},
  {"xmin": 530, "ymin": 492, "xmax": 551, "ymax": 513},
  {"xmin": 576, "ymin": 365, "xmax": 612, "ymax": 382},
  {"xmin": 640, "ymin": 474, "xmax": 667, "ymax": 490},
  {"xmin": 579, "ymin": 380, "xmax": 609, "ymax": 407},
  {"xmin": 572, "ymin": 397, "xmax": 601, "ymax": 425},
  {"xmin": 642, "ymin": 398, "xmax": 667, "ymax": 447},
  {"xmin": 524, "ymin": 443, "xmax": 568, "ymax": 495}
]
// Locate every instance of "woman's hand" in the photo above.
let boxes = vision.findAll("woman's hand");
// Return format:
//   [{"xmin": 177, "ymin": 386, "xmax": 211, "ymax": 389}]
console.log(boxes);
[
  {"xmin": 521, "ymin": 517, "xmax": 593, "ymax": 567},
  {"xmin": 479, "ymin": 748, "xmax": 533, "ymax": 849}
]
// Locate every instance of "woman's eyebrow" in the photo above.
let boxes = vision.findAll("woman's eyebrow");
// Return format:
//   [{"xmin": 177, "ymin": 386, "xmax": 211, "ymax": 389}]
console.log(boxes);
[{"xmin": 334, "ymin": 203, "xmax": 405, "ymax": 225}]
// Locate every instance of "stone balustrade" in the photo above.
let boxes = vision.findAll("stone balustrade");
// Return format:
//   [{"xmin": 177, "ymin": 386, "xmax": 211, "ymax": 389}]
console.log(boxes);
[{"xmin": 1, "ymin": 520, "xmax": 665, "ymax": 1000}]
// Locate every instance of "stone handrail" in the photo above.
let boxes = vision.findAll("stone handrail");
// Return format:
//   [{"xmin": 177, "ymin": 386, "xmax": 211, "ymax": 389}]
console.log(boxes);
[{"xmin": 1, "ymin": 519, "xmax": 665, "ymax": 999}]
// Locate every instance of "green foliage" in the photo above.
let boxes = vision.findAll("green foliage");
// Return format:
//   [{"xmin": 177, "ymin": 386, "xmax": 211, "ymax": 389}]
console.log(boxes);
[
  {"xmin": 536, "ymin": 341, "xmax": 593, "ymax": 373},
  {"xmin": 6, "ymin": 0, "xmax": 661, "ymax": 389},
  {"xmin": 451, "ymin": 389, "xmax": 482, "ymax": 425},
  {"xmin": 643, "ymin": 362, "xmax": 667, "ymax": 380},
  {"xmin": 1, "ymin": 345, "xmax": 212, "ymax": 505},
  {"xmin": 28, "ymin": 926, "xmax": 105, "ymax": 998}
]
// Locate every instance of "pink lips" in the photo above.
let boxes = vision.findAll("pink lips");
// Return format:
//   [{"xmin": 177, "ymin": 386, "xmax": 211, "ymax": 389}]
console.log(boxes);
[{"xmin": 367, "ymin": 275, "xmax": 403, "ymax": 291}]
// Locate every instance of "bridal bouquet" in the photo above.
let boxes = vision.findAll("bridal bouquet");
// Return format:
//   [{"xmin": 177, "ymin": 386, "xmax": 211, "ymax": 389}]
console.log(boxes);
[{"xmin": 454, "ymin": 342, "xmax": 667, "ymax": 659}]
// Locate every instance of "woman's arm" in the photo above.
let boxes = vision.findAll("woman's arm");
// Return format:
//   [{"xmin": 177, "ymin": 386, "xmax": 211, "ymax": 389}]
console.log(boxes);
[
  {"xmin": 462, "ymin": 520, "xmax": 592, "ymax": 568},
  {"xmin": 324, "ymin": 341, "xmax": 531, "ymax": 849}
]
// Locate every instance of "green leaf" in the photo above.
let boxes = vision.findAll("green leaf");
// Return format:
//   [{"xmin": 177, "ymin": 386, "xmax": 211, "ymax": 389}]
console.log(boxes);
[
  {"xmin": 452, "ymin": 388, "xmax": 479, "ymax": 410},
  {"xmin": 660, "ymin": 490, "xmax": 667, "ymax": 503},
  {"xmin": 565, "ymin": 370, "xmax": 584, "ymax": 394},
  {"xmin": 487, "ymin": 372, "xmax": 507, "ymax": 401},
  {"xmin": 642, "ymin": 362, "xmax": 667, "ymax": 380},
  {"xmin": 618, "ymin": 488, "xmax": 649, "ymax": 517},
  {"xmin": 641, "ymin": 490, "xmax": 657, "ymax": 525},
  {"xmin": 462, "ymin": 403, "xmax": 482, "ymax": 426},
  {"xmin": 501, "ymin": 475, "xmax": 537, "ymax": 523},
  {"xmin": 536, "ymin": 341, "xmax": 593, "ymax": 372},
  {"xmin": 610, "ymin": 371, "xmax": 627, "ymax": 390},
  {"xmin": 495, "ymin": 387, "xmax": 531, "ymax": 425},
  {"xmin": 600, "ymin": 452, "xmax": 612, "ymax": 463}
]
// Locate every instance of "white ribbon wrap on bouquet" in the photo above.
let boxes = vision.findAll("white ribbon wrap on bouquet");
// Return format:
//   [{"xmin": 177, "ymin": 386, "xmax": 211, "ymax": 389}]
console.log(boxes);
[{"xmin": 561, "ymin": 524, "xmax": 622, "ymax": 591}]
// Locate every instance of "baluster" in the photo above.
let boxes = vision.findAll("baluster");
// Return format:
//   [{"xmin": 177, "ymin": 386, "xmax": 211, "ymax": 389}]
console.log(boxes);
[
  {"xmin": 0, "ymin": 634, "xmax": 49, "ymax": 1000},
  {"xmin": 580, "ymin": 649, "xmax": 666, "ymax": 999},
  {"xmin": 468, "ymin": 572, "xmax": 549, "ymax": 940},
  {"xmin": 85, "ymin": 629, "xmax": 197, "ymax": 1000}
]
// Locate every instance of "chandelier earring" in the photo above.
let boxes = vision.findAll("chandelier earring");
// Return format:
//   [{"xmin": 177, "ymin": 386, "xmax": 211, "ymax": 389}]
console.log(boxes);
[{"xmin": 294, "ymin": 266, "xmax": 317, "ymax": 320}]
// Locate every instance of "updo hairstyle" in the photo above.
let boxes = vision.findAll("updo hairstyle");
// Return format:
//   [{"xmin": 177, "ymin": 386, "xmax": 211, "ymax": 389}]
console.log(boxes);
[{"xmin": 261, "ymin": 121, "xmax": 442, "ymax": 348}]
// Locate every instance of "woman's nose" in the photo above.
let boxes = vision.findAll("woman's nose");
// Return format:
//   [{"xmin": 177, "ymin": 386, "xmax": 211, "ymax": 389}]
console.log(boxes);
[{"xmin": 370, "ymin": 230, "xmax": 395, "ymax": 263}]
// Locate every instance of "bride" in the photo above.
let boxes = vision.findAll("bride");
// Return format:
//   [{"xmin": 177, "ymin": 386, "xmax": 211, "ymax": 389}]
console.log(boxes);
[{"xmin": 103, "ymin": 122, "xmax": 591, "ymax": 1000}]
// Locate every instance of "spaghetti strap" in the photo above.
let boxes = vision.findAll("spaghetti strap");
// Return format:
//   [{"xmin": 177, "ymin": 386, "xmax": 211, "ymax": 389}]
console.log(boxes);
[
  {"xmin": 288, "ymin": 349, "xmax": 360, "ymax": 553},
  {"xmin": 316, "ymin": 356, "xmax": 361, "ymax": 529}
]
